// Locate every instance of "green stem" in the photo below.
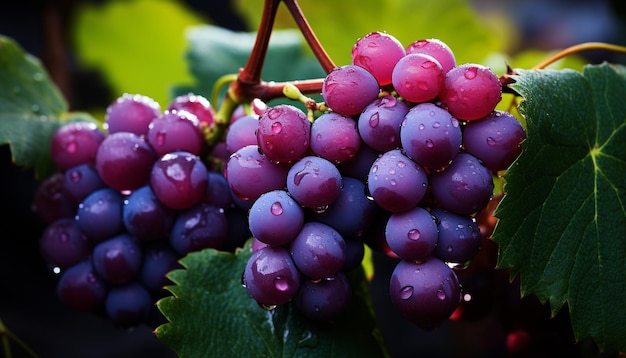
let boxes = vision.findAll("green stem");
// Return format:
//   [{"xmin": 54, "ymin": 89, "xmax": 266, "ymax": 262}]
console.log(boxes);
[{"xmin": 0, "ymin": 318, "xmax": 39, "ymax": 358}]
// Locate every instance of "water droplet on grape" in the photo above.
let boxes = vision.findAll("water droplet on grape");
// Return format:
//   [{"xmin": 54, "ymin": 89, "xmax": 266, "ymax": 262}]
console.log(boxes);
[
  {"xmin": 241, "ymin": 273, "xmax": 247, "ymax": 288},
  {"xmin": 52, "ymin": 266, "xmax": 61, "ymax": 275},
  {"xmin": 464, "ymin": 67, "xmax": 477, "ymax": 80},
  {"xmin": 486, "ymin": 137, "xmax": 496, "ymax": 146},
  {"xmin": 270, "ymin": 202, "xmax": 283, "ymax": 215},
  {"xmin": 432, "ymin": 121, "xmax": 441, "ymax": 128},
  {"xmin": 447, "ymin": 244, "xmax": 453, "ymax": 252},
  {"xmin": 421, "ymin": 60, "xmax": 437, "ymax": 69},
  {"xmin": 267, "ymin": 107, "xmax": 282, "ymax": 120},
  {"xmin": 314, "ymin": 205, "xmax": 328, "ymax": 214},
  {"xmin": 369, "ymin": 113, "xmax": 380, "ymax": 128},
  {"xmin": 273, "ymin": 276, "xmax": 289, "ymax": 291},
  {"xmin": 407, "ymin": 229, "xmax": 420, "ymax": 240},
  {"xmin": 399, "ymin": 285, "xmax": 414, "ymax": 300},
  {"xmin": 271, "ymin": 121, "xmax": 283, "ymax": 134},
  {"xmin": 315, "ymin": 133, "xmax": 322, "ymax": 142},
  {"xmin": 426, "ymin": 139, "xmax": 434, "ymax": 148},
  {"xmin": 388, "ymin": 168, "xmax": 395, "ymax": 175},
  {"xmin": 156, "ymin": 131, "xmax": 166, "ymax": 146},
  {"xmin": 371, "ymin": 164, "xmax": 378, "ymax": 173},
  {"xmin": 397, "ymin": 161, "xmax": 406, "ymax": 168},
  {"xmin": 437, "ymin": 289, "xmax": 447, "ymax": 300},
  {"xmin": 390, "ymin": 179, "xmax": 397, "ymax": 186},
  {"xmin": 69, "ymin": 170, "xmax": 82, "ymax": 183},
  {"xmin": 418, "ymin": 123, "xmax": 425, "ymax": 130},
  {"xmin": 65, "ymin": 141, "xmax": 78, "ymax": 153}
]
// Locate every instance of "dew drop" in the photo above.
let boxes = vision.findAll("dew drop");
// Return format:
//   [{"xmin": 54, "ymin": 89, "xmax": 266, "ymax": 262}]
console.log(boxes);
[
  {"xmin": 407, "ymin": 229, "xmax": 420, "ymax": 240},
  {"xmin": 425, "ymin": 139, "xmax": 434, "ymax": 148},
  {"xmin": 388, "ymin": 168, "xmax": 395, "ymax": 175},
  {"xmin": 421, "ymin": 60, "xmax": 438, "ymax": 69},
  {"xmin": 69, "ymin": 169, "xmax": 82, "ymax": 183},
  {"xmin": 432, "ymin": 121, "xmax": 441, "ymax": 128},
  {"xmin": 396, "ymin": 161, "xmax": 406, "ymax": 168},
  {"xmin": 274, "ymin": 276, "xmax": 289, "ymax": 291},
  {"xmin": 418, "ymin": 123, "xmax": 425, "ymax": 130},
  {"xmin": 267, "ymin": 108, "xmax": 282, "ymax": 120},
  {"xmin": 399, "ymin": 286, "xmax": 414, "ymax": 300},
  {"xmin": 156, "ymin": 131, "xmax": 166, "ymax": 146},
  {"xmin": 270, "ymin": 202, "xmax": 283, "ymax": 216},
  {"xmin": 464, "ymin": 67, "xmax": 477, "ymax": 80},
  {"xmin": 369, "ymin": 113, "xmax": 380, "ymax": 128},
  {"xmin": 437, "ymin": 289, "xmax": 447, "ymax": 300},
  {"xmin": 390, "ymin": 179, "xmax": 397, "ymax": 186},
  {"xmin": 271, "ymin": 121, "xmax": 283, "ymax": 134},
  {"xmin": 486, "ymin": 137, "xmax": 496, "ymax": 146},
  {"xmin": 371, "ymin": 164, "xmax": 378, "ymax": 173}
]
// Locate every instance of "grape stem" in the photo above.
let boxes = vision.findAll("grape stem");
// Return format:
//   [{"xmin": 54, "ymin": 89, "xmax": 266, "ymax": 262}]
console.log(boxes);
[{"xmin": 532, "ymin": 42, "xmax": 626, "ymax": 70}]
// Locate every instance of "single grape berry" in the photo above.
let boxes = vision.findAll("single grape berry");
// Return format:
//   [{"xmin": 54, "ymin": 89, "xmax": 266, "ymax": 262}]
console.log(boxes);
[
  {"xmin": 392, "ymin": 53, "xmax": 444, "ymax": 103},
  {"xmin": 256, "ymin": 104, "xmax": 311, "ymax": 163},
  {"xmin": 431, "ymin": 207, "xmax": 482, "ymax": 264},
  {"xmin": 358, "ymin": 95, "xmax": 408, "ymax": 152},
  {"xmin": 243, "ymin": 246, "xmax": 301, "ymax": 308},
  {"xmin": 440, "ymin": 63, "xmax": 502, "ymax": 121},
  {"xmin": 309, "ymin": 112, "xmax": 361, "ymax": 163},
  {"xmin": 286, "ymin": 156, "xmax": 342, "ymax": 209},
  {"xmin": 104, "ymin": 93, "xmax": 161, "ymax": 136},
  {"xmin": 389, "ymin": 257, "xmax": 461, "ymax": 328},
  {"xmin": 322, "ymin": 64, "xmax": 380, "ymax": 117},
  {"xmin": 405, "ymin": 38, "xmax": 456, "ymax": 74},
  {"xmin": 295, "ymin": 272, "xmax": 352, "ymax": 323},
  {"xmin": 167, "ymin": 93, "xmax": 216, "ymax": 128},
  {"xmin": 290, "ymin": 222, "xmax": 346, "ymax": 280},
  {"xmin": 462, "ymin": 110, "xmax": 527, "ymax": 172},
  {"xmin": 385, "ymin": 206, "xmax": 439, "ymax": 260},
  {"xmin": 56, "ymin": 261, "xmax": 108, "ymax": 312},
  {"xmin": 149, "ymin": 151, "xmax": 208, "ymax": 210},
  {"xmin": 50, "ymin": 121, "xmax": 105, "ymax": 171},
  {"xmin": 147, "ymin": 109, "xmax": 205, "ymax": 157},
  {"xmin": 248, "ymin": 189, "xmax": 304, "ymax": 246},
  {"xmin": 352, "ymin": 31, "xmax": 406, "ymax": 86}
]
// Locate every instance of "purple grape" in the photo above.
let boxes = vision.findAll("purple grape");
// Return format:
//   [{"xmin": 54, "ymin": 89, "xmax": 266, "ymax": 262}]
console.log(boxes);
[
  {"xmin": 92, "ymin": 233, "xmax": 143, "ymax": 284},
  {"xmin": 104, "ymin": 93, "xmax": 161, "ymax": 136},
  {"xmin": 105, "ymin": 282, "xmax": 153, "ymax": 327},
  {"xmin": 122, "ymin": 185, "xmax": 176, "ymax": 241},
  {"xmin": 286, "ymin": 156, "xmax": 342, "ymax": 209},
  {"xmin": 440, "ymin": 63, "xmax": 502, "ymax": 121},
  {"xmin": 39, "ymin": 218, "xmax": 92, "ymax": 271},
  {"xmin": 32, "ymin": 172, "xmax": 76, "ymax": 224},
  {"xmin": 56, "ymin": 260, "xmax": 108, "ymax": 312},
  {"xmin": 310, "ymin": 112, "xmax": 361, "ymax": 163},
  {"xmin": 167, "ymin": 93, "xmax": 216, "ymax": 128},
  {"xmin": 243, "ymin": 246, "xmax": 301, "ymax": 308},
  {"xmin": 138, "ymin": 241, "xmax": 181, "ymax": 293},
  {"xmin": 462, "ymin": 110, "xmax": 527, "ymax": 171},
  {"xmin": 352, "ymin": 31, "xmax": 406, "ymax": 86},
  {"xmin": 322, "ymin": 64, "xmax": 380, "ymax": 117},
  {"xmin": 358, "ymin": 95, "xmax": 408, "ymax": 152},
  {"xmin": 248, "ymin": 189, "xmax": 304, "ymax": 246},
  {"xmin": 295, "ymin": 272, "xmax": 352, "ymax": 322},
  {"xmin": 146, "ymin": 109, "xmax": 205, "ymax": 156},
  {"xmin": 225, "ymin": 145, "xmax": 289, "ymax": 202},
  {"xmin": 225, "ymin": 114, "xmax": 259, "ymax": 155},
  {"xmin": 429, "ymin": 152, "xmax": 494, "ymax": 215},
  {"xmin": 343, "ymin": 238, "xmax": 365, "ymax": 271},
  {"xmin": 150, "ymin": 151, "xmax": 208, "ymax": 210},
  {"xmin": 405, "ymin": 38, "xmax": 456, "ymax": 74},
  {"xmin": 95, "ymin": 132, "xmax": 156, "ymax": 191},
  {"xmin": 75, "ymin": 188, "xmax": 124, "ymax": 243},
  {"xmin": 400, "ymin": 102, "xmax": 462, "ymax": 170},
  {"xmin": 50, "ymin": 121, "xmax": 105, "ymax": 171},
  {"xmin": 337, "ymin": 143, "xmax": 380, "ymax": 181},
  {"xmin": 392, "ymin": 53, "xmax": 444, "ymax": 103},
  {"xmin": 385, "ymin": 206, "xmax": 439, "ymax": 260},
  {"xmin": 367, "ymin": 149, "xmax": 428, "ymax": 213},
  {"xmin": 290, "ymin": 222, "xmax": 346, "ymax": 280},
  {"xmin": 169, "ymin": 203, "xmax": 228, "ymax": 255},
  {"xmin": 389, "ymin": 257, "xmax": 461, "ymax": 328},
  {"xmin": 314, "ymin": 176, "xmax": 378, "ymax": 239},
  {"xmin": 431, "ymin": 208, "xmax": 482, "ymax": 264},
  {"xmin": 202, "ymin": 171, "xmax": 234, "ymax": 211},
  {"xmin": 256, "ymin": 104, "xmax": 311, "ymax": 163},
  {"xmin": 62, "ymin": 164, "xmax": 106, "ymax": 204}
]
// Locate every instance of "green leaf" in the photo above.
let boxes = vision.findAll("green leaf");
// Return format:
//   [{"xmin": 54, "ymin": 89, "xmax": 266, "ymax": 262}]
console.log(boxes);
[
  {"xmin": 72, "ymin": 0, "xmax": 205, "ymax": 106},
  {"xmin": 0, "ymin": 35, "xmax": 67, "ymax": 179},
  {"xmin": 156, "ymin": 241, "xmax": 388, "ymax": 358},
  {"xmin": 174, "ymin": 25, "xmax": 326, "ymax": 106},
  {"xmin": 492, "ymin": 63, "xmax": 626, "ymax": 352}
]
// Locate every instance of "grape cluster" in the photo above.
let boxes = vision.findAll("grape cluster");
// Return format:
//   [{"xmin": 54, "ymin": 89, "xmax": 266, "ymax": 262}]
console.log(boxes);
[
  {"xmin": 238, "ymin": 32, "xmax": 526, "ymax": 326},
  {"xmin": 32, "ymin": 93, "xmax": 251, "ymax": 327}
]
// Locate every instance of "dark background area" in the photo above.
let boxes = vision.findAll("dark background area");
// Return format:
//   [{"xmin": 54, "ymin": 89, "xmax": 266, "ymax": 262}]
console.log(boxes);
[{"xmin": 1, "ymin": 1, "xmax": 625, "ymax": 357}]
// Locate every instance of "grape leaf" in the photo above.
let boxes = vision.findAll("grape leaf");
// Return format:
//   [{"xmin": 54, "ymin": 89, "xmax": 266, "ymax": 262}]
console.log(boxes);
[
  {"xmin": 492, "ymin": 63, "xmax": 626, "ymax": 352},
  {"xmin": 0, "ymin": 35, "xmax": 67, "ymax": 179},
  {"xmin": 155, "ymin": 240, "xmax": 388, "ymax": 357}
]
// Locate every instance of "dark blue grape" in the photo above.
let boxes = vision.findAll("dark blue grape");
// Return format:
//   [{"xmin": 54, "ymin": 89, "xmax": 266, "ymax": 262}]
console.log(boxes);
[
  {"xmin": 39, "ymin": 218, "xmax": 91, "ymax": 271},
  {"xmin": 248, "ymin": 189, "xmax": 304, "ymax": 246},
  {"xmin": 62, "ymin": 164, "xmax": 106, "ymax": 204},
  {"xmin": 202, "ymin": 171, "xmax": 234, "ymax": 212},
  {"xmin": 92, "ymin": 233, "xmax": 143, "ymax": 284},
  {"xmin": 243, "ymin": 246, "xmax": 301, "ymax": 308},
  {"xmin": 138, "ymin": 241, "xmax": 182, "ymax": 293},
  {"xmin": 105, "ymin": 282, "xmax": 153, "ymax": 327},
  {"xmin": 431, "ymin": 207, "xmax": 482, "ymax": 263},
  {"xmin": 75, "ymin": 188, "xmax": 124, "ymax": 243},
  {"xmin": 123, "ymin": 185, "xmax": 176, "ymax": 241},
  {"xmin": 290, "ymin": 222, "xmax": 346, "ymax": 280},
  {"xmin": 169, "ymin": 203, "xmax": 228, "ymax": 255},
  {"xmin": 389, "ymin": 257, "xmax": 461, "ymax": 328},
  {"xmin": 56, "ymin": 260, "xmax": 108, "ymax": 312}
]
